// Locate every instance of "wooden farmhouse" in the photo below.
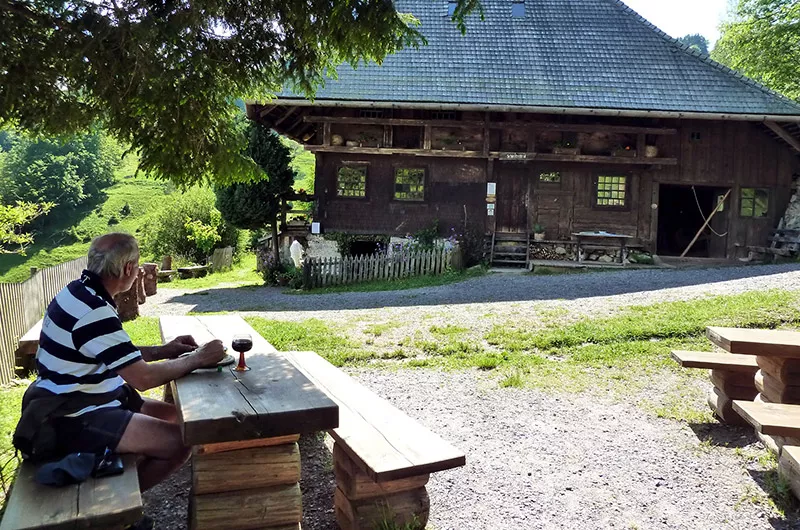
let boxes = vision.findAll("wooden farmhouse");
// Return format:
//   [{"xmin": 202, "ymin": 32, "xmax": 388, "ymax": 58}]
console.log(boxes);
[{"xmin": 248, "ymin": 0, "xmax": 800, "ymax": 264}]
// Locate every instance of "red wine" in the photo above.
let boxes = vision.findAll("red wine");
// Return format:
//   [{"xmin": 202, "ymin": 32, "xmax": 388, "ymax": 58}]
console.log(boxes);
[{"xmin": 232, "ymin": 338, "xmax": 253, "ymax": 353}]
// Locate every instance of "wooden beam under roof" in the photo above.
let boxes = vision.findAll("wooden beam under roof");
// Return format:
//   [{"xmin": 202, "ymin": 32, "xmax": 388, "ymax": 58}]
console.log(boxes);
[
  {"xmin": 303, "ymin": 115, "xmax": 678, "ymax": 135},
  {"xmin": 274, "ymin": 106, "xmax": 299, "ymax": 127},
  {"xmin": 765, "ymin": 121, "xmax": 800, "ymax": 154}
]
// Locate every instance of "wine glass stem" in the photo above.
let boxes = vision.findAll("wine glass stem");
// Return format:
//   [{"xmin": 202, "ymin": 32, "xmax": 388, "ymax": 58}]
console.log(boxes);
[{"xmin": 237, "ymin": 351, "xmax": 246, "ymax": 370}]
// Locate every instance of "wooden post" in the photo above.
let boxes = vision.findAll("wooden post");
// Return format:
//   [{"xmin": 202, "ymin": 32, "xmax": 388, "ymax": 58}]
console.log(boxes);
[
  {"xmin": 680, "ymin": 189, "xmax": 731, "ymax": 258},
  {"xmin": 142, "ymin": 263, "xmax": 158, "ymax": 296}
]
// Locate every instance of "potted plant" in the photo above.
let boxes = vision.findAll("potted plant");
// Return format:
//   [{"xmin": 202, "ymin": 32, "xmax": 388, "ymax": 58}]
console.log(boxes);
[
  {"xmin": 552, "ymin": 140, "xmax": 579, "ymax": 156},
  {"xmin": 533, "ymin": 224, "xmax": 546, "ymax": 241}
]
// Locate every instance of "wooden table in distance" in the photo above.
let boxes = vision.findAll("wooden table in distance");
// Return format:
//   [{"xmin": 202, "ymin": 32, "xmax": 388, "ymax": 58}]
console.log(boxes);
[
  {"xmin": 571, "ymin": 231, "xmax": 633, "ymax": 264},
  {"xmin": 160, "ymin": 315, "xmax": 339, "ymax": 530}
]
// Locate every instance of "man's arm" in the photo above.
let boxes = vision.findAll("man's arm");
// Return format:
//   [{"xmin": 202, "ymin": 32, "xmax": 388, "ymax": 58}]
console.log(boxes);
[
  {"xmin": 117, "ymin": 340, "xmax": 225, "ymax": 391},
  {"xmin": 139, "ymin": 335, "xmax": 199, "ymax": 362}
]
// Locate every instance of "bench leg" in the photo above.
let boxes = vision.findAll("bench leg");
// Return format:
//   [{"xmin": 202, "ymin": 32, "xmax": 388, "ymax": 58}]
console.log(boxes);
[
  {"xmin": 332, "ymin": 443, "xmax": 430, "ymax": 530},
  {"xmin": 707, "ymin": 368, "xmax": 758, "ymax": 426},
  {"xmin": 189, "ymin": 435, "xmax": 302, "ymax": 530}
]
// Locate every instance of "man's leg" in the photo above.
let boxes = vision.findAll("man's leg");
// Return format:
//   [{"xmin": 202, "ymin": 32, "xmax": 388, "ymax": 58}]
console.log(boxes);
[
  {"xmin": 140, "ymin": 397, "xmax": 178, "ymax": 423},
  {"xmin": 116, "ymin": 413, "xmax": 190, "ymax": 491}
]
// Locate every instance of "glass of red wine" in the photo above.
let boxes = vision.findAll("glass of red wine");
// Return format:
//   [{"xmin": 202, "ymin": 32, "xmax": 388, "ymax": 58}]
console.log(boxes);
[{"xmin": 232, "ymin": 334, "xmax": 253, "ymax": 372}]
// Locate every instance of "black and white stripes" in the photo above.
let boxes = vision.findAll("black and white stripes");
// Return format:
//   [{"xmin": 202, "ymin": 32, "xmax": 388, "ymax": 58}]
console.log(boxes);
[{"xmin": 34, "ymin": 272, "xmax": 142, "ymax": 417}]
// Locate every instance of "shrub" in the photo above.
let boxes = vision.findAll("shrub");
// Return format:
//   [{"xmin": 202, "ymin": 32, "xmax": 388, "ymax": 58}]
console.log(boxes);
[
  {"xmin": 140, "ymin": 187, "xmax": 238, "ymax": 263},
  {"xmin": 107, "ymin": 215, "xmax": 119, "ymax": 226}
]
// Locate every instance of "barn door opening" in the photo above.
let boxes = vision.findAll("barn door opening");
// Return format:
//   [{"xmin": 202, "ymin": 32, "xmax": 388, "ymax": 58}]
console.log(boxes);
[
  {"xmin": 657, "ymin": 184, "xmax": 729, "ymax": 257},
  {"xmin": 495, "ymin": 162, "xmax": 528, "ymax": 233}
]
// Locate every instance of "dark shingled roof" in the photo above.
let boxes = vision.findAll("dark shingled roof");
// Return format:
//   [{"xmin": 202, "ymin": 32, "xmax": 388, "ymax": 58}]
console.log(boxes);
[{"xmin": 280, "ymin": 0, "xmax": 800, "ymax": 116}]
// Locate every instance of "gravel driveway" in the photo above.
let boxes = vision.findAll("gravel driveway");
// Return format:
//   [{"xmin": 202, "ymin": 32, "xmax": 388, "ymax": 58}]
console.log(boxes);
[
  {"xmin": 143, "ymin": 263, "xmax": 800, "ymax": 325},
  {"xmin": 141, "ymin": 263, "xmax": 800, "ymax": 529}
]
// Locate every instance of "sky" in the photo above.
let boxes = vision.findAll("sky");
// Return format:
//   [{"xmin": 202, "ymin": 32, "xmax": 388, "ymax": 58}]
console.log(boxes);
[{"xmin": 620, "ymin": 0, "xmax": 730, "ymax": 46}]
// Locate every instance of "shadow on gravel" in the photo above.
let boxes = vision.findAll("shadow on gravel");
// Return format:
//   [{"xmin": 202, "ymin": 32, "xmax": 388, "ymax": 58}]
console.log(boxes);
[
  {"xmin": 688, "ymin": 423, "xmax": 758, "ymax": 449},
  {"xmin": 300, "ymin": 433, "xmax": 337, "ymax": 530},
  {"xmin": 161, "ymin": 263, "xmax": 800, "ymax": 314},
  {"xmin": 745, "ymin": 469, "xmax": 800, "ymax": 529}
]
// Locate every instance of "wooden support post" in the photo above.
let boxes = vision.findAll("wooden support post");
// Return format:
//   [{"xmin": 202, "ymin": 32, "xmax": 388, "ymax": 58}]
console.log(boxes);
[
  {"xmin": 323, "ymin": 122, "xmax": 332, "ymax": 147},
  {"xmin": 383, "ymin": 125, "xmax": 393, "ymax": 148},
  {"xmin": 680, "ymin": 189, "xmax": 731, "ymax": 257},
  {"xmin": 423, "ymin": 125, "xmax": 432, "ymax": 150},
  {"xmin": 191, "ymin": 435, "xmax": 302, "ymax": 530},
  {"xmin": 274, "ymin": 106, "xmax": 298, "ymax": 127},
  {"xmin": 333, "ymin": 443, "xmax": 429, "ymax": 530},
  {"xmin": 636, "ymin": 133, "xmax": 646, "ymax": 158}
]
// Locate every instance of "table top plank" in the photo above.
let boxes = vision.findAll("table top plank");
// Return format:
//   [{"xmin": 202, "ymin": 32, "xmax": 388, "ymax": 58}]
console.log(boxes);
[
  {"xmin": 160, "ymin": 316, "xmax": 338, "ymax": 446},
  {"xmin": 670, "ymin": 350, "xmax": 759, "ymax": 371},
  {"xmin": 731, "ymin": 400, "xmax": 800, "ymax": 438},
  {"xmin": 707, "ymin": 327, "xmax": 800, "ymax": 358},
  {"xmin": 198, "ymin": 316, "xmax": 337, "ymax": 419},
  {"xmin": 282, "ymin": 350, "xmax": 466, "ymax": 482}
]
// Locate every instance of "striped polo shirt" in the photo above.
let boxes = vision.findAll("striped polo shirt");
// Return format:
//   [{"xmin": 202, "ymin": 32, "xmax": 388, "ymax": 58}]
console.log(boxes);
[{"xmin": 34, "ymin": 270, "xmax": 142, "ymax": 417}]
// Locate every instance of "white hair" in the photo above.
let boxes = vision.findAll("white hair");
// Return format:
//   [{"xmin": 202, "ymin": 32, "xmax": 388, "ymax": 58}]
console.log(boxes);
[{"xmin": 87, "ymin": 233, "xmax": 139, "ymax": 278}]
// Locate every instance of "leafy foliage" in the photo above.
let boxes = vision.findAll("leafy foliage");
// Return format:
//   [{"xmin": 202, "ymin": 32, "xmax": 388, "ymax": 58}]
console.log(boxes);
[
  {"xmin": 0, "ymin": 201, "xmax": 53, "ymax": 253},
  {"xmin": 0, "ymin": 0, "xmax": 479, "ymax": 187},
  {"xmin": 215, "ymin": 125, "xmax": 296, "ymax": 230},
  {"xmin": 140, "ymin": 187, "xmax": 238, "ymax": 264},
  {"xmin": 677, "ymin": 33, "xmax": 709, "ymax": 55},
  {"xmin": 713, "ymin": 0, "xmax": 800, "ymax": 101},
  {"xmin": 0, "ymin": 129, "xmax": 119, "ymax": 213}
]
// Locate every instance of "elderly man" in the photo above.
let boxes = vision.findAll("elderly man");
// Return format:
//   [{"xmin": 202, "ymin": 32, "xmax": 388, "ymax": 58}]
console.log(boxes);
[{"xmin": 14, "ymin": 233, "xmax": 224, "ymax": 494}]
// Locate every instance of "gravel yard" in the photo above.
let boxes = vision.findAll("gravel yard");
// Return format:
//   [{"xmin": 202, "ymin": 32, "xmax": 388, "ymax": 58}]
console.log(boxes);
[{"xmin": 141, "ymin": 263, "xmax": 800, "ymax": 529}]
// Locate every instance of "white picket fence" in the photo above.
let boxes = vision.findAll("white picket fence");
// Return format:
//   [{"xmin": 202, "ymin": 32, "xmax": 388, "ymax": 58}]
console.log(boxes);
[
  {"xmin": 0, "ymin": 257, "xmax": 87, "ymax": 383},
  {"xmin": 304, "ymin": 247, "xmax": 453, "ymax": 289}
]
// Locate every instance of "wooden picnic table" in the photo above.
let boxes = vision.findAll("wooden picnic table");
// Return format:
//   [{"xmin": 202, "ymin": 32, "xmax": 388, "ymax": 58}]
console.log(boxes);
[
  {"xmin": 159, "ymin": 315, "xmax": 339, "ymax": 530},
  {"xmin": 571, "ymin": 231, "xmax": 633, "ymax": 264},
  {"xmin": 707, "ymin": 326, "xmax": 800, "ymax": 455}
]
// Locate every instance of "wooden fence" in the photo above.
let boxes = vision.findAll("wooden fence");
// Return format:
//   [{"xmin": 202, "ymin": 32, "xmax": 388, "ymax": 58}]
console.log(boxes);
[
  {"xmin": 0, "ymin": 257, "xmax": 87, "ymax": 384},
  {"xmin": 304, "ymin": 247, "xmax": 452, "ymax": 289}
]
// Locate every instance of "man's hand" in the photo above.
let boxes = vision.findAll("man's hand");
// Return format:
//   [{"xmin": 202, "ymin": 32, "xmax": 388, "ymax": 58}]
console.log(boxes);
[
  {"xmin": 161, "ymin": 335, "xmax": 199, "ymax": 359},
  {"xmin": 192, "ymin": 340, "xmax": 226, "ymax": 368}
]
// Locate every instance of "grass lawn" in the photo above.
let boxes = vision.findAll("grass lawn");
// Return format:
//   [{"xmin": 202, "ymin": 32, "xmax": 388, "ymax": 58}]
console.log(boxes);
[{"xmin": 165, "ymin": 254, "xmax": 262, "ymax": 290}]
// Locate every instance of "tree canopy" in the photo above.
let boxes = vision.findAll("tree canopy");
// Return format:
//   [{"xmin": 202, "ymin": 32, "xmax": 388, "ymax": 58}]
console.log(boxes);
[
  {"xmin": 677, "ymin": 34, "xmax": 709, "ymax": 56},
  {"xmin": 0, "ymin": 0, "xmax": 480, "ymax": 187},
  {"xmin": 713, "ymin": 0, "xmax": 800, "ymax": 101}
]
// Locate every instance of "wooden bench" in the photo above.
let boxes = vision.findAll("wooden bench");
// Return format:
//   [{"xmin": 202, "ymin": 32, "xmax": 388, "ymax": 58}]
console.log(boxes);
[
  {"xmin": 748, "ymin": 229, "xmax": 800, "ymax": 260},
  {"xmin": 177, "ymin": 315, "xmax": 466, "ymax": 530},
  {"xmin": 282, "ymin": 350, "xmax": 466, "ymax": 530},
  {"xmin": 177, "ymin": 265, "xmax": 209, "ymax": 279},
  {"xmin": 0, "ymin": 456, "xmax": 142, "ymax": 530},
  {"xmin": 671, "ymin": 350, "xmax": 758, "ymax": 424}
]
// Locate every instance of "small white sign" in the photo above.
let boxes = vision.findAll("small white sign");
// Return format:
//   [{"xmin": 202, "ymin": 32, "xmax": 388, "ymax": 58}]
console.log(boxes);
[
  {"xmin": 487, "ymin": 182, "xmax": 497, "ymax": 196},
  {"xmin": 311, "ymin": 222, "xmax": 321, "ymax": 234},
  {"xmin": 487, "ymin": 204, "xmax": 495, "ymax": 216}
]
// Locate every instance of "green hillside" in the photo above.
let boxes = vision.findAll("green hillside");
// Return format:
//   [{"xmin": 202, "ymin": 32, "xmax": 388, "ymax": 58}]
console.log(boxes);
[{"xmin": 0, "ymin": 156, "xmax": 173, "ymax": 282}]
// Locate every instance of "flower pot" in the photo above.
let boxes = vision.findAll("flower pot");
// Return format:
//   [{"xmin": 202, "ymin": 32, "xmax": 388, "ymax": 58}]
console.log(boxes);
[{"xmin": 534, "ymin": 232, "xmax": 546, "ymax": 241}]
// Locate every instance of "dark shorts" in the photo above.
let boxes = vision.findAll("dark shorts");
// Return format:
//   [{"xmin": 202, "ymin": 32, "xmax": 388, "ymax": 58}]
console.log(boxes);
[{"xmin": 53, "ymin": 385, "xmax": 144, "ymax": 456}]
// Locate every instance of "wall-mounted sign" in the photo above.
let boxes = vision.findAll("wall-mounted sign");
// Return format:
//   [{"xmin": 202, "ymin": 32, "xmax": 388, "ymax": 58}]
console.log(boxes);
[
  {"xmin": 487, "ymin": 203, "xmax": 495, "ymax": 216},
  {"xmin": 311, "ymin": 222, "xmax": 321, "ymax": 234},
  {"xmin": 500, "ymin": 152, "xmax": 529, "ymax": 161},
  {"xmin": 487, "ymin": 182, "xmax": 497, "ymax": 196}
]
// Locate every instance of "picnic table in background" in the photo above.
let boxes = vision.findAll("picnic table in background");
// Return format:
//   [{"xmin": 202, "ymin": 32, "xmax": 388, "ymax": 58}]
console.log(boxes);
[
  {"xmin": 160, "ymin": 315, "xmax": 339, "ymax": 530},
  {"xmin": 571, "ymin": 231, "xmax": 634, "ymax": 264}
]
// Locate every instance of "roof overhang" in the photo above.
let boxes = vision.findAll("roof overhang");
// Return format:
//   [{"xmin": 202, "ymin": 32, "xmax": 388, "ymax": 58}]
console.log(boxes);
[{"xmin": 248, "ymin": 97, "xmax": 800, "ymax": 124}]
